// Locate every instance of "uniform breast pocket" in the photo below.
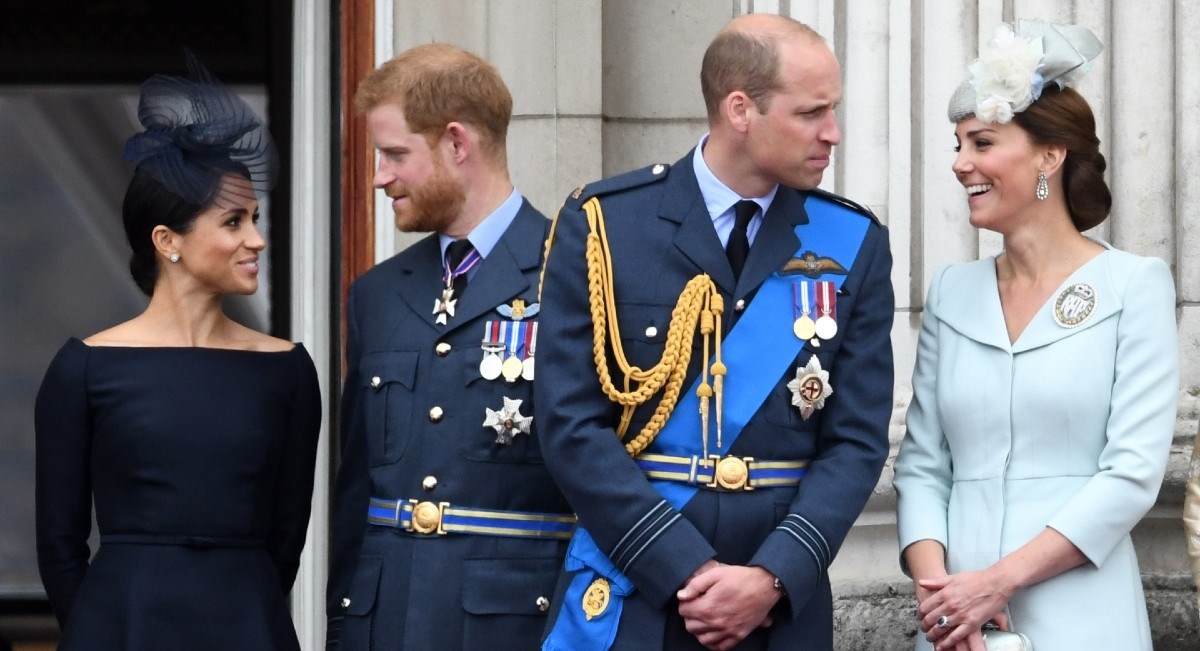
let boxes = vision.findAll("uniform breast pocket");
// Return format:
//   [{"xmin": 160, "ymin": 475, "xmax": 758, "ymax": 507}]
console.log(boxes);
[
  {"xmin": 360, "ymin": 350, "xmax": 418, "ymax": 466},
  {"xmin": 764, "ymin": 348, "xmax": 830, "ymax": 429},
  {"xmin": 614, "ymin": 302, "xmax": 691, "ymax": 373},
  {"xmin": 460, "ymin": 354, "xmax": 542, "ymax": 464}
]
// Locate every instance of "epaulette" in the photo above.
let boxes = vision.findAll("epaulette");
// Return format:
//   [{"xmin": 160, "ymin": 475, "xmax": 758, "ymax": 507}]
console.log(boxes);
[
  {"xmin": 808, "ymin": 187, "xmax": 882, "ymax": 225},
  {"xmin": 564, "ymin": 162, "xmax": 671, "ymax": 209}
]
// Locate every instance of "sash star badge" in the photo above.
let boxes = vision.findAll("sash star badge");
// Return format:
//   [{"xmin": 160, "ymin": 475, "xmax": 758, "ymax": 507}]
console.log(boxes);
[
  {"xmin": 483, "ymin": 397, "xmax": 532, "ymax": 445},
  {"xmin": 787, "ymin": 356, "xmax": 833, "ymax": 420}
]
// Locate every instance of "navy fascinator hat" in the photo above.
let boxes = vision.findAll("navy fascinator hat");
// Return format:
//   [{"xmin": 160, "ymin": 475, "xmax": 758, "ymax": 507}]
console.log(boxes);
[{"xmin": 123, "ymin": 52, "xmax": 277, "ymax": 207}]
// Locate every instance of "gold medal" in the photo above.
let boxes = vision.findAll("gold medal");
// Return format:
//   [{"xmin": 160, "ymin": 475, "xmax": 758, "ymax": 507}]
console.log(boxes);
[
  {"xmin": 501, "ymin": 355, "xmax": 524, "ymax": 382},
  {"xmin": 582, "ymin": 578, "xmax": 611, "ymax": 620},
  {"xmin": 793, "ymin": 316, "xmax": 816, "ymax": 340}
]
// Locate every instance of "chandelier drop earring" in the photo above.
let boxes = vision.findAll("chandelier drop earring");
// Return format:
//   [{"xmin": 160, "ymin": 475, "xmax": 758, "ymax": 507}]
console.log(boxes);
[
  {"xmin": 1035, "ymin": 171, "xmax": 1049, "ymax": 201},
  {"xmin": 170, "ymin": 252, "xmax": 181, "ymax": 263}
]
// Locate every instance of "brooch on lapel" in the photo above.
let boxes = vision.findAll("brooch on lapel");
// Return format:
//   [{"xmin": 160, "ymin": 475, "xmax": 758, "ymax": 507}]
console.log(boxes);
[{"xmin": 1052, "ymin": 283, "xmax": 1097, "ymax": 328}]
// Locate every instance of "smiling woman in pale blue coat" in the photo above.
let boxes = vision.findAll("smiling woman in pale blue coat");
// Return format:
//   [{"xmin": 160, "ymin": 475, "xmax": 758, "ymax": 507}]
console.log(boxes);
[{"xmin": 893, "ymin": 20, "xmax": 1179, "ymax": 651}]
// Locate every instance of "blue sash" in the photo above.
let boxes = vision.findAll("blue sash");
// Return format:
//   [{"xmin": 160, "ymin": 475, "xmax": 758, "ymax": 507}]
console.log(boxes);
[{"xmin": 543, "ymin": 194, "xmax": 871, "ymax": 651}]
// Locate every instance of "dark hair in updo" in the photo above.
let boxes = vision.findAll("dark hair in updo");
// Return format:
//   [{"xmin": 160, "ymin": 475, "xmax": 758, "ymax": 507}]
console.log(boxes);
[
  {"xmin": 1012, "ymin": 85, "xmax": 1111, "ymax": 231},
  {"xmin": 121, "ymin": 167, "xmax": 206, "ymax": 296}
]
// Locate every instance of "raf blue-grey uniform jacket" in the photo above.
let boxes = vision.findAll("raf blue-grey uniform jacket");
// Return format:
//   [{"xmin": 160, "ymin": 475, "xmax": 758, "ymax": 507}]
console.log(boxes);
[
  {"xmin": 327, "ymin": 202, "xmax": 572, "ymax": 650},
  {"xmin": 536, "ymin": 152, "xmax": 895, "ymax": 649}
]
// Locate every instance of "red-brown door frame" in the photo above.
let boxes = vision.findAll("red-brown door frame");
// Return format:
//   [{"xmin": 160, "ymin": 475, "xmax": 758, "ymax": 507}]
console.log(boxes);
[{"xmin": 339, "ymin": 0, "xmax": 377, "ymax": 365}]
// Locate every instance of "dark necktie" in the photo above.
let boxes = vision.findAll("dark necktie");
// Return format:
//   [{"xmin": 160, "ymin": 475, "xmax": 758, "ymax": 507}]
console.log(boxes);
[
  {"xmin": 445, "ymin": 239, "xmax": 476, "ymax": 297},
  {"xmin": 726, "ymin": 200, "xmax": 756, "ymax": 281}
]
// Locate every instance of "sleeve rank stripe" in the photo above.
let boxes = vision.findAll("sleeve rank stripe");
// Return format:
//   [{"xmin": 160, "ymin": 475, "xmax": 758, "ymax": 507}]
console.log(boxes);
[
  {"xmin": 618, "ymin": 512, "xmax": 681, "ymax": 573},
  {"xmin": 612, "ymin": 501, "xmax": 676, "ymax": 570},
  {"xmin": 777, "ymin": 516, "xmax": 830, "ymax": 568},
  {"xmin": 790, "ymin": 514, "xmax": 832, "ymax": 560},
  {"xmin": 613, "ymin": 506, "xmax": 676, "ymax": 570}
]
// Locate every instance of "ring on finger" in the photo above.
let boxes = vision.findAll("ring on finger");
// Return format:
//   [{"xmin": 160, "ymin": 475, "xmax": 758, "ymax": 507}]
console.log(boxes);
[{"xmin": 936, "ymin": 615, "xmax": 951, "ymax": 629}]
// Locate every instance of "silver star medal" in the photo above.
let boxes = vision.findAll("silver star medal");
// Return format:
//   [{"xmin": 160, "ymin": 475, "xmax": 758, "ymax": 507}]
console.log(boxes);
[
  {"xmin": 483, "ymin": 397, "xmax": 532, "ymax": 445},
  {"xmin": 787, "ymin": 355, "xmax": 833, "ymax": 420},
  {"xmin": 433, "ymin": 287, "xmax": 457, "ymax": 325}
]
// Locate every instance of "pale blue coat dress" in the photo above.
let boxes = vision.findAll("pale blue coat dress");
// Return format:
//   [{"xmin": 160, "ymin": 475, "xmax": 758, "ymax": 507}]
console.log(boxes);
[{"xmin": 894, "ymin": 244, "xmax": 1178, "ymax": 650}]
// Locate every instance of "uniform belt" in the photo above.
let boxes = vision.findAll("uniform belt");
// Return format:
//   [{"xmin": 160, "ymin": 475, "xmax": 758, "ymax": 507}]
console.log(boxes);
[
  {"xmin": 367, "ymin": 497, "xmax": 576, "ymax": 540},
  {"xmin": 100, "ymin": 534, "xmax": 267, "ymax": 549},
  {"xmin": 634, "ymin": 453, "xmax": 810, "ymax": 491}
]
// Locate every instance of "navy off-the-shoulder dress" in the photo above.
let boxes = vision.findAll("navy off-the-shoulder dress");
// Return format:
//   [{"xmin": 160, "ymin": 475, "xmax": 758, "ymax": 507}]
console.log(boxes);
[{"xmin": 35, "ymin": 338, "xmax": 321, "ymax": 650}]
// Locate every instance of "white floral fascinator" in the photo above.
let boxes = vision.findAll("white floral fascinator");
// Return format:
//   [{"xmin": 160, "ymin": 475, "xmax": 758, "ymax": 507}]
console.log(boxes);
[{"xmin": 948, "ymin": 19, "xmax": 1103, "ymax": 124}]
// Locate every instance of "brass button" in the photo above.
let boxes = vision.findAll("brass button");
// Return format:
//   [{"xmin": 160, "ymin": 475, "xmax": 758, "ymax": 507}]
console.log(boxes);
[
  {"xmin": 422, "ymin": 475, "xmax": 438, "ymax": 492},
  {"xmin": 341, "ymin": 597, "xmax": 351, "ymax": 609},
  {"xmin": 435, "ymin": 342, "xmax": 452, "ymax": 356},
  {"xmin": 536, "ymin": 596, "xmax": 550, "ymax": 612},
  {"xmin": 644, "ymin": 326, "xmax": 658, "ymax": 338},
  {"xmin": 428, "ymin": 406, "xmax": 444, "ymax": 423},
  {"xmin": 734, "ymin": 299, "xmax": 746, "ymax": 312},
  {"xmin": 370, "ymin": 375, "xmax": 382, "ymax": 389}
]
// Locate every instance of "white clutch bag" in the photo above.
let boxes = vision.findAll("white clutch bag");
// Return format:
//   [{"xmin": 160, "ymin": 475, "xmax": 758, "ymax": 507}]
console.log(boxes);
[{"xmin": 982, "ymin": 624, "xmax": 1032, "ymax": 651}]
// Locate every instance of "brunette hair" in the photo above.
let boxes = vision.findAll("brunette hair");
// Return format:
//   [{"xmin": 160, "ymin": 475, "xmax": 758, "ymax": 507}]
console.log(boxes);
[
  {"xmin": 1013, "ymin": 86, "xmax": 1111, "ymax": 231},
  {"xmin": 121, "ymin": 167, "xmax": 207, "ymax": 296},
  {"xmin": 354, "ymin": 43, "xmax": 512, "ymax": 159}
]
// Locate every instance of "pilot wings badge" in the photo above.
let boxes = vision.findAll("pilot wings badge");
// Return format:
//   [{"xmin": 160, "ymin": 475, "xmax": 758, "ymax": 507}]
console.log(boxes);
[
  {"xmin": 781, "ymin": 251, "xmax": 848, "ymax": 279},
  {"xmin": 496, "ymin": 299, "xmax": 540, "ymax": 321}
]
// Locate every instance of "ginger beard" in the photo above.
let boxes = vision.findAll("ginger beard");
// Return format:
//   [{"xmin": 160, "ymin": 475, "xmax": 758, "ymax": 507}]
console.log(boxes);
[{"xmin": 387, "ymin": 149, "xmax": 467, "ymax": 234}]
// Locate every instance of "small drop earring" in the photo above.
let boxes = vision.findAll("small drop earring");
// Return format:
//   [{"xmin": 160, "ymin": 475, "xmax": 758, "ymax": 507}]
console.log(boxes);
[{"xmin": 1036, "ymin": 171, "xmax": 1049, "ymax": 201}]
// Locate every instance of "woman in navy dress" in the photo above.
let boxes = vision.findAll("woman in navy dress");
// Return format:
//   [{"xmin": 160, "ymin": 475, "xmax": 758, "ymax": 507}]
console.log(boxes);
[{"xmin": 35, "ymin": 57, "xmax": 321, "ymax": 650}]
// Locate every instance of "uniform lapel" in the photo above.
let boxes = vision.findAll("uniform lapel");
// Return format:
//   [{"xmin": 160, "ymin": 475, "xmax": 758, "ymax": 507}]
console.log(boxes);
[
  {"xmin": 659, "ymin": 152, "xmax": 736, "ymax": 295},
  {"xmin": 441, "ymin": 200, "xmax": 544, "ymax": 334},
  {"xmin": 736, "ymin": 188, "xmax": 802, "ymax": 298},
  {"xmin": 393, "ymin": 235, "xmax": 447, "ymax": 330}
]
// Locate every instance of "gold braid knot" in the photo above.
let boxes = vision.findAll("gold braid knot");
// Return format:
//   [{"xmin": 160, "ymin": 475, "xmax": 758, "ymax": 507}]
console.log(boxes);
[{"xmin": 568, "ymin": 196, "xmax": 726, "ymax": 458}]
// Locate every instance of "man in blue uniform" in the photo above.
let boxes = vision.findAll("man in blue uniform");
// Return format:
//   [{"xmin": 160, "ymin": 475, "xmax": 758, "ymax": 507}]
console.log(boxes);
[
  {"xmin": 537, "ymin": 14, "xmax": 894, "ymax": 650},
  {"xmin": 327, "ymin": 44, "xmax": 574, "ymax": 650}
]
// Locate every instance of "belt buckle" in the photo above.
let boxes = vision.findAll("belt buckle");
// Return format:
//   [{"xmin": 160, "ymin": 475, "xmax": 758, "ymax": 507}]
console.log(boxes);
[
  {"xmin": 408, "ymin": 500, "xmax": 449, "ymax": 535},
  {"xmin": 706, "ymin": 455, "xmax": 755, "ymax": 491}
]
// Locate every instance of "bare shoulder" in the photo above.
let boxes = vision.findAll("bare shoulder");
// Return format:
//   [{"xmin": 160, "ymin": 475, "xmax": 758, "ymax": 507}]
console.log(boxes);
[
  {"xmin": 227, "ymin": 322, "xmax": 296, "ymax": 352},
  {"xmin": 83, "ymin": 320, "xmax": 156, "ymax": 347}
]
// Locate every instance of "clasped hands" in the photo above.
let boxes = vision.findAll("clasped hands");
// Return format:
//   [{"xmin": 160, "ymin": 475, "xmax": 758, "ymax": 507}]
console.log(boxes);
[
  {"xmin": 915, "ymin": 568, "xmax": 1013, "ymax": 651},
  {"xmin": 676, "ymin": 559, "xmax": 781, "ymax": 651}
]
